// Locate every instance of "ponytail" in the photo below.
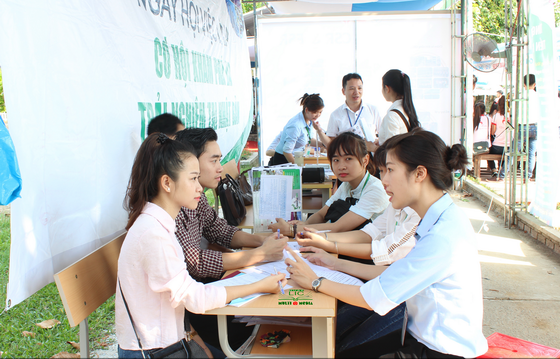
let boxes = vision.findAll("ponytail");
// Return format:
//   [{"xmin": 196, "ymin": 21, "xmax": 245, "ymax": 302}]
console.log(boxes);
[
  {"xmin": 382, "ymin": 69, "xmax": 420, "ymax": 130},
  {"xmin": 383, "ymin": 128, "xmax": 468, "ymax": 190},
  {"xmin": 124, "ymin": 133, "xmax": 196, "ymax": 230},
  {"xmin": 473, "ymin": 102, "xmax": 485, "ymax": 131},
  {"xmin": 299, "ymin": 93, "xmax": 324, "ymax": 114}
]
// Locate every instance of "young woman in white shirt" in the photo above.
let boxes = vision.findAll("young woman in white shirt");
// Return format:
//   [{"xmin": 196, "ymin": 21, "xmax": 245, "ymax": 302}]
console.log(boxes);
[
  {"xmin": 117, "ymin": 133, "xmax": 286, "ymax": 358},
  {"xmin": 374, "ymin": 69, "xmax": 420, "ymax": 149},
  {"xmin": 285, "ymin": 129, "xmax": 488, "ymax": 358},
  {"xmin": 293, "ymin": 144, "xmax": 420, "ymax": 354},
  {"xmin": 294, "ymin": 144, "xmax": 419, "ymax": 266},
  {"xmin": 473, "ymin": 101, "xmax": 491, "ymax": 145},
  {"xmin": 269, "ymin": 131, "xmax": 389, "ymax": 236}
]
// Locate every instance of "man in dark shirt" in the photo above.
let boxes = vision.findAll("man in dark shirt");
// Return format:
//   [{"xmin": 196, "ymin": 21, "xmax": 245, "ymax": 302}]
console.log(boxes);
[{"xmin": 174, "ymin": 127, "xmax": 287, "ymax": 350}]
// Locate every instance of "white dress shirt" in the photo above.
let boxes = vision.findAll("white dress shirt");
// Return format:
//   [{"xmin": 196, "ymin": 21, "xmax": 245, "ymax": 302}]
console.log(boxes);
[
  {"xmin": 378, "ymin": 99, "xmax": 409, "ymax": 145},
  {"xmin": 326, "ymin": 102, "xmax": 382, "ymax": 141},
  {"xmin": 325, "ymin": 172, "xmax": 389, "ymax": 220},
  {"xmin": 359, "ymin": 194, "xmax": 488, "ymax": 357},
  {"xmin": 361, "ymin": 205, "xmax": 420, "ymax": 266},
  {"xmin": 116, "ymin": 202, "xmax": 227, "ymax": 350}
]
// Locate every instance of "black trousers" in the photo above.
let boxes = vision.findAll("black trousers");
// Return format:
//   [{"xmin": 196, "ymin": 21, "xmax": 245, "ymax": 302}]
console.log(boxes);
[
  {"xmin": 337, "ymin": 330, "xmax": 464, "ymax": 359},
  {"xmin": 271, "ymin": 152, "xmax": 289, "ymax": 165}
]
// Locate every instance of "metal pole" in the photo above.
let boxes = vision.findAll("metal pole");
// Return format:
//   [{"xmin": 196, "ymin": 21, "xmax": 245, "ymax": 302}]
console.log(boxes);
[{"xmin": 252, "ymin": 0, "xmax": 262, "ymax": 165}]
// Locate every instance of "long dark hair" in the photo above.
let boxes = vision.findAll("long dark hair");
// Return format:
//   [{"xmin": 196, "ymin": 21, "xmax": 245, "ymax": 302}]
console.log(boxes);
[
  {"xmin": 124, "ymin": 133, "xmax": 196, "ymax": 230},
  {"xmin": 383, "ymin": 129, "xmax": 469, "ymax": 190},
  {"xmin": 382, "ymin": 69, "xmax": 420, "ymax": 130},
  {"xmin": 498, "ymin": 96, "xmax": 505, "ymax": 116},
  {"xmin": 473, "ymin": 102, "xmax": 486, "ymax": 131},
  {"xmin": 299, "ymin": 93, "xmax": 324, "ymax": 114},
  {"xmin": 327, "ymin": 132, "xmax": 375, "ymax": 175}
]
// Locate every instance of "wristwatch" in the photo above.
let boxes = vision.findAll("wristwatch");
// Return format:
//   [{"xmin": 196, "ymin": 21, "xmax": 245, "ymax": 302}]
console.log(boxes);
[{"xmin": 311, "ymin": 277, "xmax": 326, "ymax": 292}]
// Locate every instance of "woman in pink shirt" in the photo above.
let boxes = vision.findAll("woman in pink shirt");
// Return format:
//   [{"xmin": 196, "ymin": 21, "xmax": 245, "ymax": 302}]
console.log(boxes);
[
  {"xmin": 488, "ymin": 96, "xmax": 507, "ymax": 180},
  {"xmin": 116, "ymin": 133, "xmax": 286, "ymax": 358}
]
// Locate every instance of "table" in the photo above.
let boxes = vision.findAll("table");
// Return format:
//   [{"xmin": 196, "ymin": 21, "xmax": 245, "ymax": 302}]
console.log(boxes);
[
  {"xmin": 302, "ymin": 181, "xmax": 332, "ymax": 214},
  {"xmin": 205, "ymin": 279, "xmax": 336, "ymax": 358},
  {"xmin": 303, "ymin": 155, "xmax": 330, "ymax": 165}
]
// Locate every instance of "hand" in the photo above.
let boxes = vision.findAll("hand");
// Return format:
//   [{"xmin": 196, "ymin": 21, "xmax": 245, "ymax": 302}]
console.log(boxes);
[
  {"xmin": 367, "ymin": 140, "xmax": 379, "ymax": 152},
  {"xmin": 284, "ymin": 247, "xmax": 318, "ymax": 290},
  {"xmin": 287, "ymin": 220, "xmax": 304, "ymax": 225},
  {"xmin": 268, "ymin": 218, "xmax": 290, "ymax": 236},
  {"xmin": 295, "ymin": 229, "xmax": 333, "ymax": 252},
  {"xmin": 257, "ymin": 273, "xmax": 288, "ymax": 294},
  {"xmin": 300, "ymin": 246, "xmax": 337, "ymax": 270},
  {"xmin": 311, "ymin": 120, "xmax": 322, "ymax": 132},
  {"xmin": 260, "ymin": 235, "xmax": 289, "ymax": 262}
]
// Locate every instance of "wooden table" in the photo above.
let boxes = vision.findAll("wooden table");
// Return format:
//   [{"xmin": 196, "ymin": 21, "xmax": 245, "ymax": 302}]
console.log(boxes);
[
  {"xmin": 205, "ymin": 280, "xmax": 336, "ymax": 358},
  {"xmin": 303, "ymin": 155, "xmax": 330, "ymax": 165},
  {"xmin": 302, "ymin": 181, "xmax": 333, "ymax": 214}
]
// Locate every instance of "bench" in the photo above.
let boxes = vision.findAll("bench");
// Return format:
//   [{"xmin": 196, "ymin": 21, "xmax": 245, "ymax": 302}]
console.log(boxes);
[
  {"xmin": 54, "ymin": 232, "xmax": 126, "ymax": 358},
  {"xmin": 473, "ymin": 154, "xmax": 502, "ymax": 180},
  {"xmin": 473, "ymin": 153, "xmax": 528, "ymax": 180}
]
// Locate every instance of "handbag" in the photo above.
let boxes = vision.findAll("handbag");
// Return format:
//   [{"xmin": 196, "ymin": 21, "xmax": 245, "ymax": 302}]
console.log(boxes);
[
  {"xmin": 324, "ymin": 197, "xmax": 371, "ymax": 231},
  {"xmin": 473, "ymin": 115, "xmax": 491, "ymax": 155},
  {"xmin": 118, "ymin": 280, "xmax": 208, "ymax": 359},
  {"xmin": 217, "ymin": 173, "xmax": 247, "ymax": 226},
  {"xmin": 238, "ymin": 170, "xmax": 253, "ymax": 205}
]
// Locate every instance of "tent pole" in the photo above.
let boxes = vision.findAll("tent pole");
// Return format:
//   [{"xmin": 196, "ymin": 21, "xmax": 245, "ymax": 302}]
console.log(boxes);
[{"xmin": 252, "ymin": 0, "xmax": 262, "ymax": 166}]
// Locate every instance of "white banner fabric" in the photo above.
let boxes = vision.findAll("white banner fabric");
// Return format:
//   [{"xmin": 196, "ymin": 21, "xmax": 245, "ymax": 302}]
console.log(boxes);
[
  {"xmin": 0, "ymin": 0, "xmax": 253, "ymax": 308},
  {"xmin": 257, "ymin": 13, "xmax": 461, "ymax": 162}
]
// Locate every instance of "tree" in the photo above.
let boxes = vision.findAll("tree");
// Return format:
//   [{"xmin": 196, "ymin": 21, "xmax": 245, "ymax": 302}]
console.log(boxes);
[
  {"xmin": 242, "ymin": 2, "xmax": 267, "ymax": 14},
  {"xmin": 0, "ymin": 67, "xmax": 5, "ymax": 113}
]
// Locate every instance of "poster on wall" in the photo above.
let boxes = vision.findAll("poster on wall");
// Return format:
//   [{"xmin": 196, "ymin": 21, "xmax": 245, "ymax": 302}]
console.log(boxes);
[{"xmin": 0, "ymin": 0, "xmax": 253, "ymax": 308}]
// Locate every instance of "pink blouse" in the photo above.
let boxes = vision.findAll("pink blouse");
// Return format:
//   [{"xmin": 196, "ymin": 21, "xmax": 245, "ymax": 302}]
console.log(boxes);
[{"xmin": 115, "ymin": 202, "xmax": 227, "ymax": 350}]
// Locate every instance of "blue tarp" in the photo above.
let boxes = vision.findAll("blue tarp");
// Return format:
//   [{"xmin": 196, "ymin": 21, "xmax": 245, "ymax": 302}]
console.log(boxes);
[{"xmin": 0, "ymin": 115, "xmax": 22, "ymax": 205}]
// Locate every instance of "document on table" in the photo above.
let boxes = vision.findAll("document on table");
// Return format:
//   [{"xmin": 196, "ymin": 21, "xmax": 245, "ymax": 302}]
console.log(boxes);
[
  {"xmin": 212, "ymin": 272, "xmax": 292, "ymax": 307},
  {"xmin": 241, "ymin": 243, "xmax": 364, "ymax": 287},
  {"xmin": 259, "ymin": 175, "xmax": 293, "ymax": 220}
]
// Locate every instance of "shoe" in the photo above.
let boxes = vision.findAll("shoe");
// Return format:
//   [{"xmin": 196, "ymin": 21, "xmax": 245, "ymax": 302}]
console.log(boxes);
[{"xmin": 491, "ymin": 172, "xmax": 498, "ymax": 178}]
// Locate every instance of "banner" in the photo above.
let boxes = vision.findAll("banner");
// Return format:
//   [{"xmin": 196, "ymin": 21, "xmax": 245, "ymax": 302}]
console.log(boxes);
[
  {"xmin": 528, "ymin": 0, "xmax": 560, "ymax": 227},
  {"xmin": 0, "ymin": 0, "xmax": 253, "ymax": 308}
]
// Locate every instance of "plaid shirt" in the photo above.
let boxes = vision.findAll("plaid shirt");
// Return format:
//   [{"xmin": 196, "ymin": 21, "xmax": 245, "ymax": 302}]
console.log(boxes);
[{"xmin": 175, "ymin": 193, "xmax": 239, "ymax": 280}]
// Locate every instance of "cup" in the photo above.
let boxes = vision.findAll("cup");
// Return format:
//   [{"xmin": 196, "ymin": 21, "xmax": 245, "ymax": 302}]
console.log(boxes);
[{"xmin": 294, "ymin": 151, "xmax": 304, "ymax": 166}]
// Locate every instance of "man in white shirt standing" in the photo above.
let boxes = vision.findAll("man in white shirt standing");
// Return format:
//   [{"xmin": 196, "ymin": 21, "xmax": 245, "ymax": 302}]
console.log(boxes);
[{"xmin": 314, "ymin": 73, "xmax": 381, "ymax": 152}]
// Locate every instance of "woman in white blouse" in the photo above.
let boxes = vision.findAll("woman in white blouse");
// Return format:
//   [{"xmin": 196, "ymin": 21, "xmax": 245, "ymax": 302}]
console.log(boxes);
[
  {"xmin": 116, "ymin": 133, "xmax": 286, "ymax": 358},
  {"xmin": 374, "ymin": 69, "xmax": 420, "ymax": 149},
  {"xmin": 286, "ymin": 129, "xmax": 488, "ymax": 358}
]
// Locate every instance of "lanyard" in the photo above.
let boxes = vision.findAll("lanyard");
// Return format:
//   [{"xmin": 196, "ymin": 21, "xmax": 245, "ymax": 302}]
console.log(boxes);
[
  {"xmin": 346, "ymin": 107, "xmax": 364, "ymax": 128},
  {"xmin": 304, "ymin": 119, "xmax": 312, "ymax": 144},
  {"xmin": 351, "ymin": 172, "xmax": 370, "ymax": 198}
]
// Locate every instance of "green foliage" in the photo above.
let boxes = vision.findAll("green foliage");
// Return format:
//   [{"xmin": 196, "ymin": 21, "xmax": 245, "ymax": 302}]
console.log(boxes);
[
  {"xmin": 0, "ymin": 68, "xmax": 6, "ymax": 113},
  {"xmin": 472, "ymin": 0, "xmax": 508, "ymax": 43},
  {"xmin": 0, "ymin": 215, "xmax": 116, "ymax": 358},
  {"xmin": 242, "ymin": 2, "xmax": 267, "ymax": 14}
]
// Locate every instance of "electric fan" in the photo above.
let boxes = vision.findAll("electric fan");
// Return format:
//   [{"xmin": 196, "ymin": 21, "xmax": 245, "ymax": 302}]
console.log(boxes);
[{"xmin": 463, "ymin": 33, "xmax": 501, "ymax": 72}]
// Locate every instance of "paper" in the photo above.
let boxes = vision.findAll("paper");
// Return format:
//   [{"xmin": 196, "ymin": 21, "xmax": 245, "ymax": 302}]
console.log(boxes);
[
  {"xmin": 259, "ymin": 175, "xmax": 293, "ymax": 220},
  {"xmin": 240, "ymin": 243, "xmax": 364, "ymax": 287},
  {"xmin": 212, "ymin": 272, "xmax": 292, "ymax": 306}
]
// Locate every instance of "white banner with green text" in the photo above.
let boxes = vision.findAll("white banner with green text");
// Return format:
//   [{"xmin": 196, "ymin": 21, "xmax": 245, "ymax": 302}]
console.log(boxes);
[{"xmin": 0, "ymin": 0, "xmax": 252, "ymax": 308}]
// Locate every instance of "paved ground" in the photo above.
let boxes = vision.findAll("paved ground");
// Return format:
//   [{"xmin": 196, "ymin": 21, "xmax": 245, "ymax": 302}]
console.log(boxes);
[{"xmin": 453, "ymin": 190, "xmax": 560, "ymax": 348}]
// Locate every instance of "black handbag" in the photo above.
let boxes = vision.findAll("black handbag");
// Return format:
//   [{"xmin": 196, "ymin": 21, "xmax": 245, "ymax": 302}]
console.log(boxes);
[
  {"xmin": 324, "ymin": 197, "xmax": 371, "ymax": 230},
  {"xmin": 238, "ymin": 170, "xmax": 253, "ymax": 205},
  {"xmin": 217, "ymin": 173, "xmax": 247, "ymax": 226},
  {"xmin": 119, "ymin": 280, "xmax": 208, "ymax": 359},
  {"xmin": 473, "ymin": 141, "xmax": 490, "ymax": 155}
]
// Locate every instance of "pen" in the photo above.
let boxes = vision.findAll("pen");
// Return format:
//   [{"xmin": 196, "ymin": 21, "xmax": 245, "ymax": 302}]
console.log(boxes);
[
  {"xmin": 314, "ymin": 230, "xmax": 331, "ymax": 233},
  {"xmin": 274, "ymin": 266, "xmax": 285, "ymax": 294},
  {"xmin": 276, "ymin": 229, "xmax": 280, "ymax": 239}
]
